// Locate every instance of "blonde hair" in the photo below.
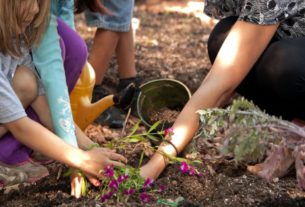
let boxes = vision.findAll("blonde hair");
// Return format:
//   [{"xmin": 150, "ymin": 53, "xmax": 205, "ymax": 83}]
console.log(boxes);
[{"xmin": 0, "ymin": 0, "xmax": 51, "ymax": 57}]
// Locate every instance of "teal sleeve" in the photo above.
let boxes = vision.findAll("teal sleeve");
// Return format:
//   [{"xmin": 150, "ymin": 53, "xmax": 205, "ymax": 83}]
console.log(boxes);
[
  {"xmin": 51, "ymin": 0, "xmax": 75, "ymax": 29},
  {"xmin": 32, "ymin": 14, "xmax": 78, "ymax": 147}
]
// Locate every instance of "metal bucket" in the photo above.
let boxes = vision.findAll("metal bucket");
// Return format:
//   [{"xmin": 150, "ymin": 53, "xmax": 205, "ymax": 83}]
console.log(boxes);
[{"xmin": 136, "ymin": 78, "xmax": 191, "ymax": 130}]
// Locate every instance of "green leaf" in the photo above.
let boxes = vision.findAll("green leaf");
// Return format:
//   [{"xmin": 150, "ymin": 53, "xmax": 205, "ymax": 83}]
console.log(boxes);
[
  {"xmin": 146, "ymin": 134, "xmax": 160, "ymax": 142},
  {"xmin": 81, "ymin": 176, "xmax": 88, "ymax": 196},
  {"xmin": 138, "ymin": 151, "xmax": 144, "ymax": 168},
  {"xmin": 63, "ymin": 167, "xmax": 74, "ymax": 177},
  {"xmin": 105, "ymin": 142, "xmax": 114, "ymax": 149},
  {"xmin": 127, "ymin": 121, "xmax": 141, "ymax": 137},
  {"xmin": 157, "ymin": 199, "xmax": 179, "ymax": 207},
  {"xmin": 148, "ymin": 120, "xmax": 161, "ymax": 133},
  {"xmin": 128, "ymin": 136, "xmax": 146, "ymax": 143},
  {"xmin": 192, "ymin": 160, "xmax": 203, "ymax": 164},
  {"xmin": 88, "ymin": 142, "xmax": 100, "ymax": 150}
]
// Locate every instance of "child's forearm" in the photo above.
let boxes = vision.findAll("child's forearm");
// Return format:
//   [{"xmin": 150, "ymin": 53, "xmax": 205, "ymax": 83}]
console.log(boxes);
[
  {"xmin": 5, "ymin": 117, "xmax": 86, "ymax": 169},
  {"xmin": 31, "ymin": 96, "xmax": 94, "ymax": 150}
]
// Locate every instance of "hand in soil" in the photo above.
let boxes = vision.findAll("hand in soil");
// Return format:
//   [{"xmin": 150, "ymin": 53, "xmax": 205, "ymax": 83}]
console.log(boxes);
[{"xmin": 81, "ymin": 147, "xmax": 127, "ymax": 178}]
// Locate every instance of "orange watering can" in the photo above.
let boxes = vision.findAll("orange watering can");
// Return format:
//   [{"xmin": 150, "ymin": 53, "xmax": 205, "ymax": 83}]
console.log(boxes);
[{"xmin": 70, "ymin": 62, "xmax": 114, "ymax": 130}]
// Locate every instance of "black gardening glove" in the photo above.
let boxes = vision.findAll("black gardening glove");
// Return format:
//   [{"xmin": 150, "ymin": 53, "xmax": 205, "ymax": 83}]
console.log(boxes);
[
  {"xmin": 113, "ymin": 83, "xmax": 136, "ymax": 111},
  {"xmin": 117, "ymin": 76, "xmax": 142, "ymax": 92},
  {"xmin": 117, "ymin": 76, "xmax": 142, "ymax": 114}
]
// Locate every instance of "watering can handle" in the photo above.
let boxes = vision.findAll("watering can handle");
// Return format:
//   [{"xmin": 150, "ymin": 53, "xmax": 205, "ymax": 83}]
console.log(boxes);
[{"xmin": 79, "ymin": 62, "xmax": 95, "ymax": 84}]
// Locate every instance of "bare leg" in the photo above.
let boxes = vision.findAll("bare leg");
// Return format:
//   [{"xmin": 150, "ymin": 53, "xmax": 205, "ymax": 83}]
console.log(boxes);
[
  {"xmin": 0, "ymin": 66, "xmax": 38, "ymax": 138},
  {"xmin": 89, "ymin": 27, "xmax": 137, "ymax": 84},
  {"xmin": 31, "ymin": 96, "xmax": 54, "ymax": 132},
  {"xmin": 0, "ymin": 126, "xmax": 6, "ymax": 138},
  {"xmin": 116, "ymin": 27, "xmax": 137, "ymax": 79},
  {"xmin": 89, "ymin": 29, "xmax": 120, "ymax": 85},
  {"xmin": 12, "ymin": 67, "xmax": 38, "ymax": 107}
]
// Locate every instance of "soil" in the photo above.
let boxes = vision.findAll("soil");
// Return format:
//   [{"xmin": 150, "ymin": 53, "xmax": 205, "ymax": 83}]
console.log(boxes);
[
  {"xmin": 148, "ymin": 107, "xmax": 180, "ymax": 127},
  {"xmin": 1, "ymin": 1, "xmax": 305, "ymax": 206}
]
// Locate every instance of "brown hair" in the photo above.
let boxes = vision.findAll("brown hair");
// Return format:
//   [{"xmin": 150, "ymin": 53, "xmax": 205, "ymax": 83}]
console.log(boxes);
[{"xmin": 0, "ymin": 0, "xmax": 51, "ymax": 57}]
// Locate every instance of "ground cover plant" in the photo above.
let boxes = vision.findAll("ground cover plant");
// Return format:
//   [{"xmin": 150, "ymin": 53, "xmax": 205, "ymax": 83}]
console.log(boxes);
[
  {"xmin": 197, "ymin": 98, "xmax": 305, "ymax": 189},
  {"xmin": 1, "ymin": 1, "xmax": 305, "ymax": 206}
]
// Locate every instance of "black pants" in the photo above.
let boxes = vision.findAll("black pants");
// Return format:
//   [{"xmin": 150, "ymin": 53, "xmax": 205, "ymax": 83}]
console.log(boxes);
[{"xmin": 207, "ymin": 16, "xmax": 305, "ymax": 120}]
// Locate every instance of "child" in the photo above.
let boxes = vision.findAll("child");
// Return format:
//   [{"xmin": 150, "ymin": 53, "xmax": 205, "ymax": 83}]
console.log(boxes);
[
  {"xmin": 33, "ymin": 0, "xmax": 132, "ymax": 197},
  {"xmin": 0, "ymin": 0, "xmax": 126, "ymax": 196},
  {"xmin": 75, "ymin": 0, "xmax": 140, "ymax": 128},
  {"xmin": 140, "ymin": 0, "xmax": 305, "ymax": 179}
]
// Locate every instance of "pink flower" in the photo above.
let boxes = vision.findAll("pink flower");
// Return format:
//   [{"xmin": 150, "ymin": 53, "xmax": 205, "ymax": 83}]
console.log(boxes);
[
  {"xmin": 108, "ymin": 180, "xmax": 118, "ymax": 191},
  {"xmin": 143, "ymin": 178, "xmax": 154, "ymax": 189},
  {"xmin": 124, "ymin": 188, "xmax": 135, "ymax": 196},
  {"xmin": 140, "ymin": 192, "xmax": 150, "ymax": 203},
  {"xmin": 123, "ymin": 175, "xmax": 129, "ymax": 180},
  {"xmin": 180, "ymin": 162, "xmax": 189, "ymax": 173},
  {"xmin": 117, "ymin": 174, "xmax": 128, "ymax": 183},
  {"xmin": 104, "ymin": 165, "xmax": 114, "ymax": 177},
  {"xmin": 100, "ymin": 195, "xmax": 108, "ymax": 203},
  {"xmin": 158, "ymin": 185, "xmax": 166, "ymax": 193},
  {"xmin": 100, "ymin": 191, "xmax": 114, "ymax": 202},
  {"xmin": 197, "ymin": 172, "xmax": 204, "ymax": 177},
  {"xmin": 164, "ymin": 127, "xmax": 174, "ymax": 138},
  {"xmin": 189, "ymin": 166, "xmax": 196, "ymax": 176}
]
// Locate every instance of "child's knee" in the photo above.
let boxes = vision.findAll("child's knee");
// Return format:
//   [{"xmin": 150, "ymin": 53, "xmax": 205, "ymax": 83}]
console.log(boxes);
[{"xmin": 12, "ymin": 66, "xmax": 38, "ymax": 103}]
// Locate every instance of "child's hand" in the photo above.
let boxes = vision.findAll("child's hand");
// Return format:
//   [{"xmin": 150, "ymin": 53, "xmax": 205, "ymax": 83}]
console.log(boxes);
[
  {"xmin": 70, "ymin": 147, "xmax": 127, "ymax": 198},
  {"xmin": 81, "ymin": 147, "xmax": 127, "ymax": 178}
]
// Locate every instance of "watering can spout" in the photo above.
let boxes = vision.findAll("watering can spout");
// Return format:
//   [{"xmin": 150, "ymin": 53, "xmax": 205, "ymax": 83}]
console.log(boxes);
[
  {"xmin": 70, "ymin": 62, "xmax": 114, "ymax": 130},
  {"xmin": 75, "ymin": 95, "xmax": 114, "ymax": 130}
]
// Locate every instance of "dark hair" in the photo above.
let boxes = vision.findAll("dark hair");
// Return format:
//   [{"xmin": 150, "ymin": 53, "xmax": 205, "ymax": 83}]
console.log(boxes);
[{"xmin": 74, "ymin": 0, "xmax": 96, "ymax": 14}]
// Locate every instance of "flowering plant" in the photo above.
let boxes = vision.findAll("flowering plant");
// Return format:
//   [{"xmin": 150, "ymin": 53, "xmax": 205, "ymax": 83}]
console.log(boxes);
[
  {"xmin": 65, "ymin": 121, "xmax": 203, "ymax": 204},
  {"xmin": 97, "ymin": 165, "xmax": 165, "ymax": 203}
]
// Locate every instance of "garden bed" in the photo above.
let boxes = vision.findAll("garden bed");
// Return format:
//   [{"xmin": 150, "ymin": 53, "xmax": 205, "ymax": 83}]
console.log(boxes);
[{"xmin": 1, "ymin": 1, "xmax": 305, "ymax": 206}]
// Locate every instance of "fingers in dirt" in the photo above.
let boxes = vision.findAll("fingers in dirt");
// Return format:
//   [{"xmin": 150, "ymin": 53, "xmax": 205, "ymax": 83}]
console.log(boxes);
[
  {"xmin": 109, "ymin": 152, "xmax": 127, "ymax": 163},
  {"xmin": 87, "ymin": 174, "xmax": 100, "ymax": 187},
  {"xmin": 108, "ymin": 160, "xmax": 125, "ymax": 167}
]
